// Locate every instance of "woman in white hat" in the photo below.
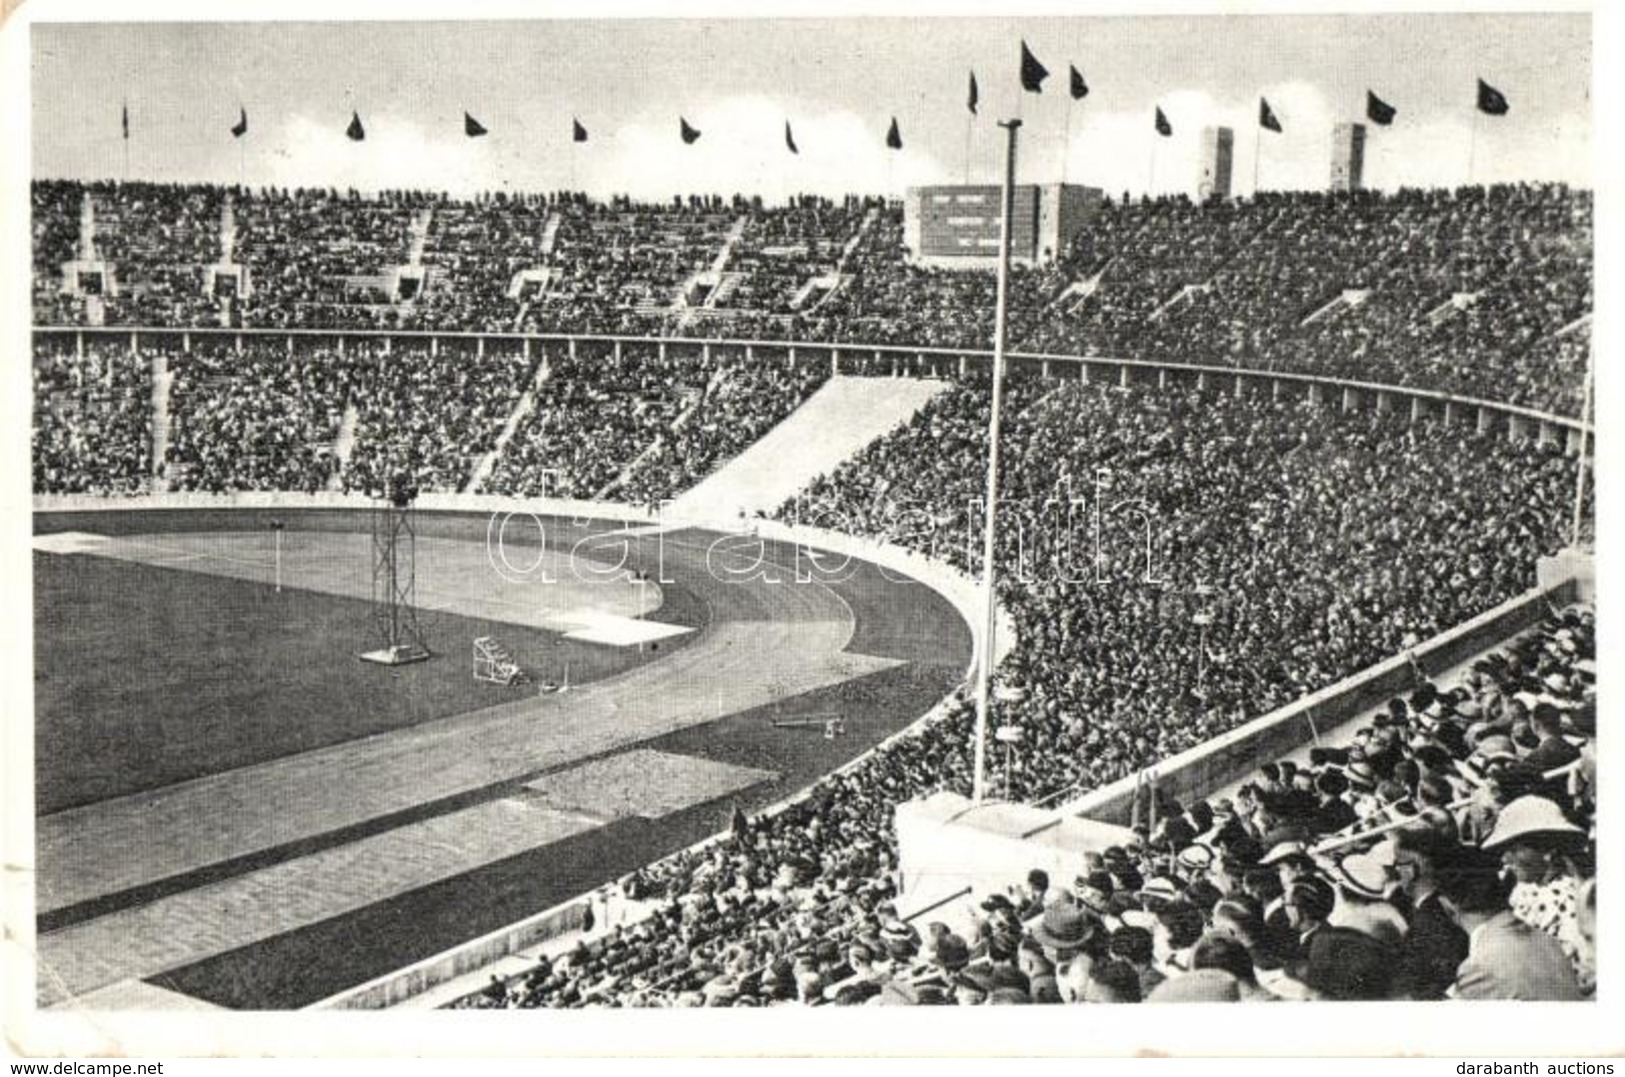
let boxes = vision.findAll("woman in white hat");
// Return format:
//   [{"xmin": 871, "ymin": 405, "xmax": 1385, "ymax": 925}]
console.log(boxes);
[{"xmin": 1481, "ymin": 795, "xmax": 1592, "ymax": 995}]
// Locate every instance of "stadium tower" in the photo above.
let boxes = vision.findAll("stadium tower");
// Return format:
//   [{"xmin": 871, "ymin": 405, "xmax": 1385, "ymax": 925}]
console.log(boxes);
[{"xmin": 361, "ymin": 470, "xmax": 431, "ymax": 666}]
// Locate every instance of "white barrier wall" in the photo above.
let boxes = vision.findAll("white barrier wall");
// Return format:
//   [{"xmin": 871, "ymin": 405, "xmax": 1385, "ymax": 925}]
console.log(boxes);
[{"xmin": 894, "ymin": 792, "xmax": 1136, "ymax": 937}]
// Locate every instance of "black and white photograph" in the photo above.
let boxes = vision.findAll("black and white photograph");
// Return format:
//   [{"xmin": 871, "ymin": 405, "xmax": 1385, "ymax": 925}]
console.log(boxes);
[{"xmin": 2, "ymin": 0, "xmax": 1613, "ymax": 1061}]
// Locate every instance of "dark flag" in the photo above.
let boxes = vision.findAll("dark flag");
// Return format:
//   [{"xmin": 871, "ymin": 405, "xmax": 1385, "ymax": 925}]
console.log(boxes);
[
  {"xmin": 968, "ymin": 71, "xmax": 979, "ymax": 114},
  {"xmin": 886, "ymin": 116, "xmax": 903, "ymax": 150},
  {"xmin": 785, "ymin": 120, "xmax": 799, "ymax": 154},
  {"xmin": 1259, "ymin": 97, "xmax": 1282, "ymax": 133},
  {"xmin": 572, "ymin": 118, "xmax": 588, "ymax": 143},
  {"xmin": 680, "ymin": 117, "xmax": 701, "ymax": 144},
  {"xmin": 464, "ymin": 112, "xmax": 488, "ymax": 138},
  {"xmin": 231, "ymin": 107, "xmax": 248, "ymax": 139},
  {"xmin": 1477, "ymin": 78, "xmax": 1510, "ymax": 116},
  {"xmin": 1154, "ymin": 106, "xmax": 1172, "ymax": 137},
  {"xmin": 121, "ymin": 102, "xmax": 129, "ymax": 140},
  {"xmin": 1366, "ymin": 90, "xmax": 1397, "ymax": 126},
  {"xmin": 346, "ymin": 111, "xmax": 366, "ymax": 141},
  {"xmin": 1020, "ymin": 40, "xmax": 1049, "ymax": 92},
  {"xmin": 1069, "ymin": 64, "xmax": 1089, "ymax": 100}
]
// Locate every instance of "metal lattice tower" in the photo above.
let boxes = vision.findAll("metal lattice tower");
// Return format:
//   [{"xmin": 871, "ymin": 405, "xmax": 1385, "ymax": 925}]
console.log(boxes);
[{"xmin": 361, "ymin": 473, "xmax": 430, "ymax": 665}]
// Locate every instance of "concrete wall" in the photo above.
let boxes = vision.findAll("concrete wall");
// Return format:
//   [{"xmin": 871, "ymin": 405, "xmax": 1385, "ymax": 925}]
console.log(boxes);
[
  {"xmin": 894, "ymin": 792, "xmax": 1136, "ymax": 937},
  {"xmin": 312, "ymin": 900, "xmax": 588, "ymax": 1010}
]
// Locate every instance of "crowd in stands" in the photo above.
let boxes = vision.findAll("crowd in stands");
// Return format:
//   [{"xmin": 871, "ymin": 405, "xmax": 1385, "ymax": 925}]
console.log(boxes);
[
  {"xmin": 483, "ymin": 346, "xmax": 716, "ymax": 500},
  {"xmin": 615, "ymin": 359, "xmax": 828, "ymax": 506},
  {"xmin": 32, "ymin": 179, "xmax": 1591, "ymax": 415},
  {"xmin": 343, "ymin": 338, "xmax": 536, "ymax": 497},
  {"xmin": 460, "ymin": 605, "xmax": 1594, "ymax": 1006},
  {"xmin": 1024, "ymin": 185, "xmax": 1591, "ymax": 414},
  {"xmin": 32, "ymin": 337, "xmax": 152, "ymax": 495},
  {"xmin": 164, "ymin": 338, "xmax": 356, "ymax": 494}
]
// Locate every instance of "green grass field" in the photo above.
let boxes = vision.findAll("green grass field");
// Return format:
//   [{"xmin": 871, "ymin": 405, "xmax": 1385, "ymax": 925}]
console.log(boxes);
[{"xmin": 33, "ymin": 550, "xmax": 705, "ymax": 814}]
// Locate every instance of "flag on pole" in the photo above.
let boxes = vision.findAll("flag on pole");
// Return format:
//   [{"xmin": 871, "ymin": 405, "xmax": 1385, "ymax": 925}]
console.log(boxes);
[
  {"xmin": 785, "ymin": 120, "xmax": 799, "ymax": 154},
  {"xmin": 1366, "ymin": 90, "xmax": 1397, "ymax": 126},
  {"xmin": 1069, "ymin": 64, "xmax": 1089, "ymax": 100},
  {"xmin": 1259, "ymin": 97, "xmax": 1282, "ymax": 133},
  {"xmin": 680, "ymin": 117, "xmax": 701, "ymax": 144},
  {"xmin": 121, "ymin": 102, "xmax": 129, "ymax": 140},
  {"xmin": 346, "ymin": 111, "xmax": 366, "ymax": 141},
  {"xmin": 1477, "ymin": 78, "xmax": 1510, "ymax": 116},
  {"xmin": 573, "ymin": 118, "xmax": 588, "ymax": 143},
  {"xmin": 464, "ymin": 112, "xmax": 488, "ymax": 137},
  {"xmin": 967, "ymin": 71, "xmax": 979, "ymax": 114},
  {"xmin": 886, "ymin": 116, "xmax": 903, "ymax": 150},
  {"xmin": 1019, "ymin": 40, "xmax": 1049, "ymax": 92},
  {"xmin": 231, "ymin": 107, "xmax": 248, "ymax": 138},
  {"xmin": 1154, "ymin": 106, "xmax": 1173, "ymax": 137}
]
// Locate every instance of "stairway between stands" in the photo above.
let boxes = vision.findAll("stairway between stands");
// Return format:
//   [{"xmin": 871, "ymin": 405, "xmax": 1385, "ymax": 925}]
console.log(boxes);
[{"xmin": 667, "ymin": 374, "xmax": 949, "ymax": 523}]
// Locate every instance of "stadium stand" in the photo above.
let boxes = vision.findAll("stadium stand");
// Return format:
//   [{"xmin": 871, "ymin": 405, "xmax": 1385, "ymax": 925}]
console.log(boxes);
[{"xmin": 32, "ymin": 180, "xmax": 1591, "ymax": 414}]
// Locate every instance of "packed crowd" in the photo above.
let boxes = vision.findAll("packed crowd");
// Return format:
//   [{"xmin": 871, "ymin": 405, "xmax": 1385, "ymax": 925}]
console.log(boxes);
[
  {"xmin": 484, "ymin": 346, "xmax": 829, "ymax": 503},
  {"xmin": 447, "ymin": 376, "xmax": 1587, "ymax": 1007},
  {"xmin": 164, "ymin": 339, "xmax": 356, "ymax": 494},
  {"xmin": 461, "ymin": 605, "xmax": 1594, "ymax": 1006},
  {"xmin": 32, "ymin": 180, "xmax": 1591, "ymax": 415},
  {"xmin": 614, "ymin": 359, "xmax": 829, "ymax": 506},
  {"xmin": 343, "ymin": 337, "xmax": 536, "ymax": 497},
  {"xmin": 1023, "ymin": 185, "xmax": 1591, "ymax": 414},
  {"xmin": 32, "ymin": 337, "xmax": 153, "ymax": 495}
]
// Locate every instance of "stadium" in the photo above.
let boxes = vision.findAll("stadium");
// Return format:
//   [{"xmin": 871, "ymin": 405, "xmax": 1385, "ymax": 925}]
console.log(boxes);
[{"xmin": 22, "ymin": 14, "xmax": 1597, "ymax": 1017}]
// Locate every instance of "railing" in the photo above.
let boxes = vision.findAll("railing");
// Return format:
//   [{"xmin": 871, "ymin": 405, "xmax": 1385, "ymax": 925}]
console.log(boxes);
[{"xmin": 32, "ymin": 324, "xmax": 1591, "ymax": 438}]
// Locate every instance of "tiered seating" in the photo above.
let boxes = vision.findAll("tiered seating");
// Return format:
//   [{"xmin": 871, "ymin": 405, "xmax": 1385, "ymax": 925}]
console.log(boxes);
[
  {"xmin": 92, "ymin": 182, "xmax": 226, "ymax": 326},
  {"xmin": 412, "ymin": 192, "xmax": 553, "ymax": 331},
  {"xmin": 233, "ymin": 188, "xmax": 419, "ymax": 328},
  {"xmin": 163, "ymin": 339, "xmax": 355, "ymax": 493},
  {"xmin": 484, "ymin": 347, "xmax": 718, "ymax": 500},
  {"xmin": 32, "ymin": 337, "xmax": 152, "ymax": 495},
  {"xmin": 30, "ymin": 179, "xmax": 1592, "ymax": 415}
]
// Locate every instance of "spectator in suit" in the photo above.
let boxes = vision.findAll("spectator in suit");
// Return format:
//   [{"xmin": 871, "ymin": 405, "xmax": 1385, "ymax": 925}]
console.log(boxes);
[{"xmin": 1439, "ymin": 845, "xmax": 1582, "ymax": 1000}]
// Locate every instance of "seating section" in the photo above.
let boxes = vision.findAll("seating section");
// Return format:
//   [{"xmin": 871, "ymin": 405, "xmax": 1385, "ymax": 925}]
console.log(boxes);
[
  {"xmin": 32, "ymin": 336, "xmax": 152, "ymax": 495},
  {"xmin": 31, "ymin": 180, "xmax": 1592, "ymax": 415},
  {"xmin": 164, "ymin": 339, "xmax": 354, "ymax": 494}
]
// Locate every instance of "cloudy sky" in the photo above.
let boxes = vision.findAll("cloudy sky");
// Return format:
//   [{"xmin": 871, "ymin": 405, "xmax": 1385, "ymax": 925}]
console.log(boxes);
[{"xmin": 31, "ymin": 11, "xmax": 1591, "ymax": 201}]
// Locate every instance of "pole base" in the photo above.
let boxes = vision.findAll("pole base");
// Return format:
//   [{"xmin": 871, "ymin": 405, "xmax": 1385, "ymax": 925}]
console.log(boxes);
[{"xmin": 359, "ymin": 644, "xmax": 432, "ymax": 667}]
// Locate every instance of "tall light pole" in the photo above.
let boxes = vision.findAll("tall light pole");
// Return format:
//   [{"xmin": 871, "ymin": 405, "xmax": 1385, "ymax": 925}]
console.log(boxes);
[
  {"xmin": 972, "ymin": 118, "xmax": 1022, "ymax": 805},
  {"xmin": 1570, "ymin": 339, "xmax": 1594, "ymax": 549},
  {"xmin": 270, "ymin": 519, "xmax": 284, "ymax": 593}
]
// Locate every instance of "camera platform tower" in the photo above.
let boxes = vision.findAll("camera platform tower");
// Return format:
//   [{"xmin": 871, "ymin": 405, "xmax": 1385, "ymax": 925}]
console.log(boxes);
[{"xmin": 359, "ymin": 472, "xmax": 431, "ymax": 666}]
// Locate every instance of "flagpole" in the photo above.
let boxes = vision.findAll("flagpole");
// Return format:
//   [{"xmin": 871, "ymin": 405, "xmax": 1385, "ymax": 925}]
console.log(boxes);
[
  {"xmin": 1147, "ymin": 138, "xmax": 1157, "ymax": 196},
  {"xmin": 964, "ymin": 112, "xmax": 974, "ymax": 185},
  {"xmin": 972, "ymin": 117, "xmax": 1021, "ymax": 806},
  {"xmin": 1466, "ymin": 107, "xmax": 1480, "ymax": 186},
  {"xmin": 1252, "ymin": 131, "xmax": 1262, "ymax": 196},
  {"xmin": 1570, "ymin": 337, "xmax": 1594, "ymax": 548},
  {"xmin": 1062, "ymin": 105, "xmax": 1074, "ymax": 185}
]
